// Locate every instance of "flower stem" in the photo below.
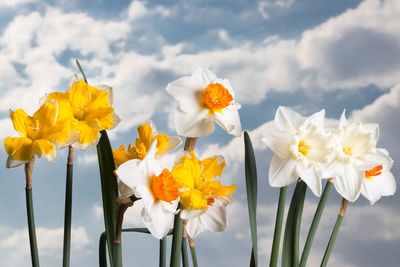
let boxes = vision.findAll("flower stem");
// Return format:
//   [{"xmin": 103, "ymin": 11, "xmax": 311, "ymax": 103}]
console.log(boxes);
[
  {"xmin": 170, "ymin": 208, "xmax": 184, "ymax": 267},
  {"xmin": 25, "ymin": 156, "xmax": 40, "ymax": 267},
  {"xmin": 184, "ymin": 137, "xmax": 198, "ymax": 151},
  {"xmin": 320, "ymin": 197, "xmax": 348, "ymax": 267},
  {"xmin": 269, "ymin": 186, "xmax": 287, "ymax": 267},
  {"xmin": 299, "ymin": 179, "xmax": 333, "ymax": 267},
  {"xmin": 113, "ymin": 197, "xmax": 133, "ymax": 267},
  {"xmin": 159, "ymin": 237, "xmax": 167, "ymax": 267},
  {"xmin": 181, "ymin": 220, "xmax": 189, "ymax": 267},
  {"xmin": 63, "ymin": 146, "xmax": 74, "ymax": 267},
  {"xmin": 188, "ymin": 237, "xmax": 199, "ymax": 267}
]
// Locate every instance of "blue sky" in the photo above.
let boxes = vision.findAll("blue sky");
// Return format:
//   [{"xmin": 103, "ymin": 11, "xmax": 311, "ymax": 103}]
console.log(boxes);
[{"xmin": 0, "ymin": 0, "xmax": 399, "ymax": 266}]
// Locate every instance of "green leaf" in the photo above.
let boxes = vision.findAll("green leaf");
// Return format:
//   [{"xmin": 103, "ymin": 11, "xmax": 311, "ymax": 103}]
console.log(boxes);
[
  {"xmin": 99, "ymin": 232, "xmax": 108, "ymax": 267},
  {"xmin": 320, "ymin": 214, "xmax": 343, "ymax": 267},
  {"xmin": 270, "ymin": 186, "xmax": 288, "ymax": 267},
  {"xmin": 159, "ymin": 238, "xmax": 167, "ymax": 267},
  {"xmin": 96, "ymin": 130, "xmax": 119, "ymax": 266},
  {"xmin": 244, "ymin": 131, "xmax": 258, "ymax": 267},
  {"xmin": 170, "ymin": 209, "xmax": 184, "ymax": 267},
  {"xmin": 281, "ymin": 180, "xmax": 307, "ymax": 267},
  {"xmin": 299, "ymin": 180, "xmax": 333, "ymax": 267},
  {"xmin": 181, "ymin": 237, "xmax": 189, "ymax": 267},
  {"xmin": 76, "ymin": 59, "xmax": 88, "ymax": 84}
]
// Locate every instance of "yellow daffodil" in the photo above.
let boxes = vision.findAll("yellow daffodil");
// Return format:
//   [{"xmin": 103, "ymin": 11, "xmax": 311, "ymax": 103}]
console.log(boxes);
[
  {"xmin": 113, "ymin": 120, "xmax": 181, "ymax": 167},
  {"xmin": 115, "ymin": 141, "xmax": 179, "ymax": 239},
  {"xmin": 43, "ymin": 74, "xmax": 120, "ymax": 151},
  {"xmin": 4, "ymin": 101, "xmax": 72, "ymax": 168},
  {"xmin": 166, "ymin": 67, "xmax": 242, "ymax": 137},
  {"xmin": 171, "ymin": 151, "xmax": 235, "ymax": 238}
]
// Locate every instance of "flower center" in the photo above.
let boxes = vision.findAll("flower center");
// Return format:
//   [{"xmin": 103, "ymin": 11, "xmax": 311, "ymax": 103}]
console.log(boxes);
[
  {"xmin": 25, "ymin": 118, "xmax": 40, "ymax": 140},
  {"xmin": 75, "ymin": 105, "xmax": 89, "ymax": 121},
  {"xmin": 202, "ymin": 83, "xmax": 233, "ymax": 113},
  {"xmin": 343, "ymin": 146, "xmax": 352, "ymax": 156},
  {"xmin": 365, "ymin": 165, "xmax": 383, "ymax": 180},
  {"xmin": 298, "ymin": 140, "xmax": 311, "ymax": 156},
  {"xmin": 151, "ymin": 169, "xmax": 179, "ymax": 203}
]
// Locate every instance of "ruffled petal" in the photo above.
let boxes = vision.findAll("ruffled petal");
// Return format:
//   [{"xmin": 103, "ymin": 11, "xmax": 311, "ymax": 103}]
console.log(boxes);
[
  {"xmin": 9, "ymin": 109, "xmax": 28, "ymax": 136},
  {"xmin": 74, "ymin": 121, "xmax": 101, "ymax": 149},
  {"xmin": 213, "ymin": 107, "xmax": 242, "ymax": 137},
  {"xmin": 296, "ymin": 162, "xmax": 321, "ymax": 196},
  {"xmin": 268, "ymin": 155, "xmax": 298, "ymax": 187},
  {"xmin": 174, "ymin": 108, "xmax": 214, "ymax": 137},
  {"xmin": 33, "ymin": 139, "xmax": 57, "ymax": 162},
  {"xmin": 4, "ymin": 137, "xmax": 33, "ymax": 163},
  {"xmin": 333, "ymin": 164, "xmax": 364, "ymax": 202},
  {"xmin": 69, "ymin": 79, "xmax": 90, "ymax": 111}
]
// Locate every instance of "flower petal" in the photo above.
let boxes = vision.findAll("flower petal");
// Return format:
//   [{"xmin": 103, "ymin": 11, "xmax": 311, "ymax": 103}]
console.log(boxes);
[
  {"xmin": 33, "ymin": 139, "xmax": 57, "ymax": 162},
  {"xmin": 4, "ymin": 137, "xmax": 33, "ymax": 163},
  {"xmin": 303, "ymin": 109, "xmax": 325, "ymax": 128},
  {"xmin": 262, "ymin": 130, "xmax": 291, "ymax": 159},
  {"xmin": 166, "ymin": 76, "xmax": 202, "ymax": 113},
  {"xmin": 9, "ymin": 109, "xmax": 28, "ymax": 136},
  {"xmin": 268, "ymin": 155, "xmax": 298, "ymax": 187},
  {"xmin": 333, "ymin": 164, "xmax": 364, "ymax": 202},
  {"xmin": 362, "ymin": 171, "xmax": 396, "ymax": 205},
  {"xmin": 200, "ymin": 205, "xmax": 227, "ymax": 233},
  {"xmin": 296, "ymin": 163, "xmax": 322, "ymax": 196},
  {"xmin": 141, "ymin": 200, "xmax": 175, "ymax": 239},
  {"xmin": 213, "ymin": 108, "xmax": 242, "ymax": 137},
  {"xmin": 274, "ymin": 106, "xmax": 304, "ymax": 132},
  {"xmin": 185, "ymin": 216, "xmax": 205, "ymax": 239},
  {"xmin": 74, "ymin": 121, "xmax": 101, "ymax": 149},
  {"xmin": 181, "ymin": 208, "xmax": 208, "ymax": 220},
  {"xmin": 174, "ymin": 108, "xmax": 214, "ymax": 137}
]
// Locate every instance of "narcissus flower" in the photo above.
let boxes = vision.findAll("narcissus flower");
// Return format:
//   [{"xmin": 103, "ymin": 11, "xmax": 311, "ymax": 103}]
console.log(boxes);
[
  {"xmin": 4, "ymin": 101, "xmax": 72, "ymax": 168},
  {"xmin": 323, "ymin": 111, "xmax": 379, "ymax": 202},
  {"xmin": 171, "ymin": 151, "xmax": 235, "ymax": 238},
  {"xmin": 115, "ymin": 142, "xmax": 179, "ymax": 239},
  {"xmin": 43, "ymin": 74, "xmax": 120, "ymax": 150},
  {"xmin": 166, "ymin": 67, "xmax": 242, "ymax": 137},
  {"xmin": 113, "ymin": 120, "xmax": 181, "ymax": 167},
  {"xmin": 262, "ymin": 106, "xmax": 335, "ymax": 196},
  {"xmin": 361, "ymin": 149, "xmax": 396, "ymax": 204}
]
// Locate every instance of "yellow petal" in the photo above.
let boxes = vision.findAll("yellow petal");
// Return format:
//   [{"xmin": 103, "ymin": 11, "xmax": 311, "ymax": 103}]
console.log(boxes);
[
  {"xmin": 180, "ymin": 189, "xmax": 208, "ymax": 210},
  {"xmin": 155, "ymin": 133, "xmax": 169, "ymax": 155},
  {"xmin": 33, "ymin": 101, "xmax": 58, "ymax": 134},
  {"xmin": 113, "ymin": 145, "xmax": 134, "ymax": 167},
  {"xmin": 76, "ymin": 121, "xmax": 100, "ymax": 144},
  {"xmin": 69, "ymin": 79, "xmax": 90, "ymax": 117},
  {"xmin": 46, "ymin": 92, "xmax": 74, "ymax": 121},
  {"xmin": 171, "ymin": 162, "xmax": 195, "ymax": 188},
  {"xmin": 45, "ymin": 118, "xmax": 73, "ymax": 144},
  {"xmin": 136, "ymin": 123, "xmax": 154, "ymax": 150},
  {"xmin": 9, "ymin": 109, "xmax": 28, "ymax": 136},
  {"xmin": 4, "ymin": 137, "xmax": 33, "ymax": 161},
  {"xmin": 201, "ymin": 156, "xmax": 226, "ymax": 181},
  {"xmin": 33, "ymin": 139, "xmax": 55, "ymax": 160}
]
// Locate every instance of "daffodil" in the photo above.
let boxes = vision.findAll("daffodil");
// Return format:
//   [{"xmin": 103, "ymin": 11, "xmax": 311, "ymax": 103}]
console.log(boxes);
[
  {"xmin": 171, "ymin": 151, "xmax": 235, "ymax": 238},
  {"xmin": 113, "ymin": 120, "xmax": 181, "ymax": 167},
  {"xmin": 115, "ymin": 141, "xmax": 179, "ymax": 239},
  {"xmin": 361, "ymin": 148, "xmax": 396, "ymax": 204},
  {"xmin": 323, "ymin": 111, "xmax": 380, "ymax": 202},
  {"xmin": 262, "ymin": 106, "xmax": 335, "ymax": 196},
  {"xmin": 43, "ymin": 74, "xmax": 120, "ymax": 151},
  {"xmin": 166, "ymin": 67, "xmax": 242, "ymax": 137},
  {"xmin": 4, "ymin": 101, "xmax": 72, "ymax": 168}
]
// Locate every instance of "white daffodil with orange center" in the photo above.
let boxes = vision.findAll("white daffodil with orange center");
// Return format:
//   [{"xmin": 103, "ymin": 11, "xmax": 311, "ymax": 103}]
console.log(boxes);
[
  {"xmin": 166, "ymin": 67, "xmax": 242, "ymax": 137},
  {"xmin": 323, "ymin": 111, "xmax": 380, "ymax": 202},
  {"xmin": 113, "ymin": 120, "xmax": 181, "ymax": 168},
  {"xmin": 171, "ymin": 151, "xmax": 236, "ymax": 238},
  {"xmin": 262, "ymin": 106, "xmax": 335, "ymax": 196},
  {"xmin": 4, "ymin": 101, "xmax": 72, "ymax": 168},
  {"xmin": 115, "ymin": 142, "xmax": 179, "ymax": 239},
  {"xmin": 43, "ymin": 74, "xmax": 120, "ymax": 151},
  {"xmin": 361, "ymin": 148, "xmax": 396, "ymax": 204}
]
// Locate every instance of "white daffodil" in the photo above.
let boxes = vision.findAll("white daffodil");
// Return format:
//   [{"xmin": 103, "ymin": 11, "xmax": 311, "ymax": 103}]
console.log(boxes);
[
  {"xmin": 262, "ymin": 106, "xmax": 335, "ymax": 196},
  {"xmin": 166, "ymin": 67, "xmax": 242, "ymax": 137},
  {"xmin": 115, "ymin": 142, "xmax": 179, "ymax": 239},
  {"xmin": 361, "ymin": 148, "xmax": 396, "ymax": 205},
  {"xmin": 323, "ymin": 111, "xmax": 379, "ymax": 202}
]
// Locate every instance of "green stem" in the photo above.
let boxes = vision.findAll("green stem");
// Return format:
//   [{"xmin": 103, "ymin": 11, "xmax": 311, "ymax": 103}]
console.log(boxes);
[
  {"xmin": 25, "ymin": 158, "xmax": 40, "ymax": 267},
  {"xmin": 269, "ymin": 186, "xmax": 287, "ymax": 267},
  {"xmin": 320, "ymin": 198, "xmax": 348, "ymax": 267},
  {"xmin": 63, "ymin": 146, "xmax": 74, "ymax": 267},
  {"xmin": 181, "ymin": 237, "xmax": 189, "ymax": 267},
  {"xmin": 113, "ymin": 243, "xmax": 122, "ymax": 267},
  {"xmin": 170, "ymin": 209, "xmax": 183, "ymax": 267},
  {"xmin": 159, "ymin": 237, "xmax": 167, "ymax": 267},
  {"xmin": 189, "ymin": 241, "xmax": 198, "ymax": 267},
  {"xmin": 76, "ymin": 59, "xmax": 88, "ymax": 83},
  {"xmin": 299, "ymin": 180, "xmax": 333, "ymax": 267},
  {"xmin": 99, "ymin": 232, "xmax": 108, "ymax": 267}
]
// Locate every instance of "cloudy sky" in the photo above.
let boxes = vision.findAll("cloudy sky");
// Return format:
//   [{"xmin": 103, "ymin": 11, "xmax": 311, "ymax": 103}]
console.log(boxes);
[{"xmin": 0, "ymin": 0, "xmax": 399, "ymax": 266}]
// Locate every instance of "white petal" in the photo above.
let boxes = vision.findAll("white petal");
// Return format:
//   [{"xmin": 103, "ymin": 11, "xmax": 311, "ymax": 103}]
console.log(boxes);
[
  {"xmin": 274, "ymin": 106, "xmax": 304, "ymax": 132},
  {"xmin": 95, "ymin": 84, "xmax": 114, "ymax": 105},
  {"xmin": 71, "ymin": 132, "xmax": 101, "ymax": 151},
  {"xmin": 161, "ymin": 199, "xmax": 179, "ymax": 214},
  {"xmin": 166, "ymin": 76, "xmax": 201, "ymax": 113},
  {"xmin": 322, "ymin": 160, "xmax": 343, "ymax": 179},
  {"xmin": 156, "ymin": 136, "xmax": 182, "ymax": 159},
  {"xmin": 109, "ymin": 112, "xmax": 121, "ymax": 130},
  {"xmin": 136, "ymin": 185, "xmax": 156, "ymax": 213},
  {"xmin": 200, "ymin": 205, "xmax": 227, "ymax": 233},
  {"xmin": 42, "ymin": 149, "xmax": 58, "ymax": 162},
  {"xmin": 174, "ymin": 108, "xmax": 214, "ymax": 137},
  {"xmin": 141, "ymin": 200, "xmax": 175, "ymax": 239},
  {"xmin": 115, "ymin": 159, "xmax": 147, "ymax": 189},
  {"xmin": 193, "ymin": 67, "xmax": 218, "ymax": 86},
  {"xmin": 363, "ymin": 123, "xmax": 379, "ymax": 141},
  {"xmin": 213, "ymin": 108, "xmax": 242, "ymax": 137},
  {"xmin": 339, "ymin": 109, "xmax": 347, "ymax": 128},
  {"xmin": 296, "ymin": 163, "xmax": 322, "ymax": 196},
  {"xmin": 333, "ymin": 164, "xmax": 364, "ymax": 202},
  {"xmin": 181, "ymin": 209, "xmax": 207, "ymax": 220},
  {"xmin": 185, "ymin": 216, "xmax": 205, "ymax": 239},
  {"xmin": 303, "ymin": 109, "xmax": 325, "ymax": 128},
  {"xmin": 6, "ymin": 155, "xmax": 29, "ymax": 168},
  {"xmin": 139, "ymin": 141, "xmax": 161, "ymax": 177},
  {"xmin": 261, "ymin": 130, "xmax": 291, "ymax": 158},
  {"xmin": 268, "ymin": 155, "xmax": 298, "ymax": 187}
]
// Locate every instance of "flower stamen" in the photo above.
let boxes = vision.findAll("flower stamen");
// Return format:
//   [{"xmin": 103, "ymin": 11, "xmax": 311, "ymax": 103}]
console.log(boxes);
[
  {"xmin": 298, "ymin": 140, "xmax": 311, "ymax": 156},
  {"xmin": 202, "ymin": 83, "xmax": 233, "ymax": 114},
  {"xmin": 365, "ymin": 165, "xmax": 383, "ymax": 180}
]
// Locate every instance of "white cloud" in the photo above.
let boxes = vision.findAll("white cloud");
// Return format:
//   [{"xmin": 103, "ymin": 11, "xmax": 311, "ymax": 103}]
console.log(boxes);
[
  {"xmin": 128, "ymin": 1, "xmax": 172, "ymax": 21},
  {"xmin": 0, "ymin": 0, "xmax": 36, "ymax": 7},
  {"xmin": 258, "ymin": 0, "xmax": 294, "ymax": 19},
  {"xmin": 77, "ymin": 153, "xmax": 98, "ymax": 165}
]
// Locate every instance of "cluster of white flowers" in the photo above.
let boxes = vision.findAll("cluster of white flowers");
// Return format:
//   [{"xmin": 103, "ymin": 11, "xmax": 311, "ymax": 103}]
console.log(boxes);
[{"xmin": 262, "ymin": 106, "xmax": 396, "ymax": 204}]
